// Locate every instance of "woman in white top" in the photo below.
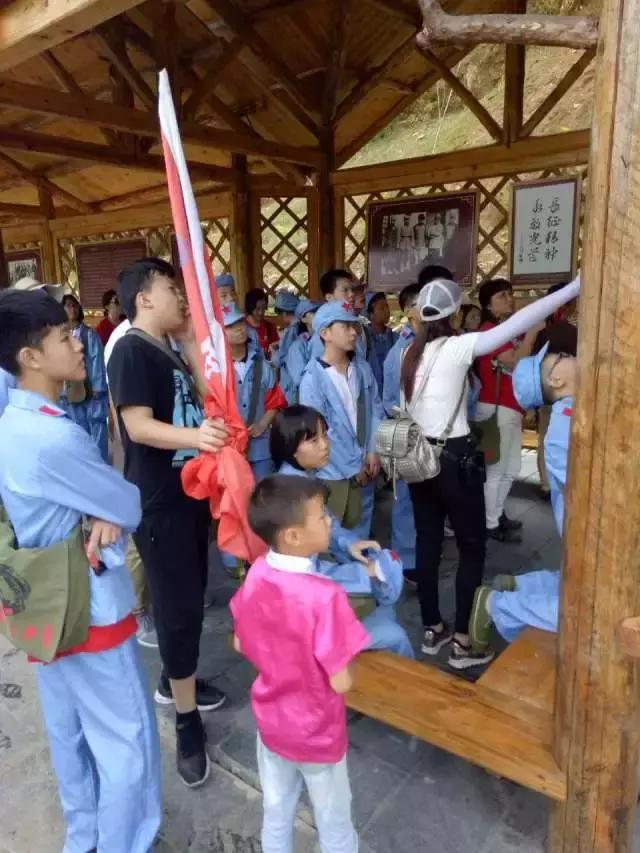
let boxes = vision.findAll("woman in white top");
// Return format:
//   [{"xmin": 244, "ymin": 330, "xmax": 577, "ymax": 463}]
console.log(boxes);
[{"xmin": 400, "ymin": 275, "xmax": 580, "ymax": 670}]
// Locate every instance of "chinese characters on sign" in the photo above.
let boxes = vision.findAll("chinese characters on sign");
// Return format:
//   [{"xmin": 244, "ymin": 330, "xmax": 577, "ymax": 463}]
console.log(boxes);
[{"xmin": 510, "ymin": 178, "xmax": 580, "ymax": 286}]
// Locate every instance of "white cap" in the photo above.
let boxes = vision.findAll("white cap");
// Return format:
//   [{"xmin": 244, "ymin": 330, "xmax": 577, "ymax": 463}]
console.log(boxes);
[
  {"xmin": 417, "ymin": 278, "xmax": 462, "ymax": 322},
  {"xmin": 12, "ymin": 276, "xmax": 64, "ymax": 302}
]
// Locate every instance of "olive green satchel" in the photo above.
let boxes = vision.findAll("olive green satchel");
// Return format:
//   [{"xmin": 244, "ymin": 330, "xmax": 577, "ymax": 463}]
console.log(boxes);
[
  {"xmin": 472, "ymin": 367, "xmax": 502, "ymax": 466},
  {"xmin": 0, "ymin": 507, "xmax": 90, "ymax": 662}
]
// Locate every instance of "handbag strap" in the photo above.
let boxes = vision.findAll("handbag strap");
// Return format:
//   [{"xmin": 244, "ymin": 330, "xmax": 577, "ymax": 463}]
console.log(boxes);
[
  {"xmin": 401, "ymin": 338, "xmax": 447, "ymax": 411},
  {"xmin": 126, "ymin": 328, "xmax": 200, "ymax": 403},
  {"xmin": 492, "ymin": 362, "xmax": 502, "ymax": 415},
  {"xmin": 247, "ymin": 354, "xmax": 264, "ymax": 426}
]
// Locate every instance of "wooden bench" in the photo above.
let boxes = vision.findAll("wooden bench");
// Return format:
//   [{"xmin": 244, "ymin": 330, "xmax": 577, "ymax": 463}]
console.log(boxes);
[{"xmin": 347, "ymin": 628, "xmax": 565, "ymax": 801}]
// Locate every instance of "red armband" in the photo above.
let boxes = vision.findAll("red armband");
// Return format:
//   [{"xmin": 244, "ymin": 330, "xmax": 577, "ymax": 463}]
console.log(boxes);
[{"xmin": 264, "ymin": 384, "xmax": 287, "ymax": 412}]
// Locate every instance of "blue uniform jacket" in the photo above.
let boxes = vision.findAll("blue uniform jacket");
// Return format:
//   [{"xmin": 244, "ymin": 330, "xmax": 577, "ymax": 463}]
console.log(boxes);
[
  {"xmin": 61, "ymin": 324, "xmax": 109, "ymax": 422},
  {"xmin": 0, "ymin": 389, "xmax": 141, "ymax": 626},
  {"xmin": 235, "ymin": 348, "xmax": 279, "ymax": 463},
  {"xmin": 382, "ymin": 326, "xmax": 414, "ymax": 415},
  {"xmin": 0, "ymin": 367, "xmax": 16, "ymax": 418},
  {"xmin": 365, "ymin": 326, "xmax": 397, "ymax": 395},
  {"xmin": 278, "ymin": 462, "xmax": 402, "ymax": 604},
  {"xmin": 271, "ymin": 323, "xmax": 301, "ymax": 404},
  {"xmin": 545, "ymin": 395, "xmax": 572, "ymax": 535},
  {"xmin": 299, "ymin": 356, "xmax": 384, "ymax": 481},
  {"xmin": 286, "ymin": 331, "xmax": 313, "ymax": 392}
]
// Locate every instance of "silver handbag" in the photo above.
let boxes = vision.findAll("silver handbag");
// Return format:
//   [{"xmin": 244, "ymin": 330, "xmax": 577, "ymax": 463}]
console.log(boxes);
[{"xmin": 375, "ymin": 341, "xmax": 467, "ymax": 489}]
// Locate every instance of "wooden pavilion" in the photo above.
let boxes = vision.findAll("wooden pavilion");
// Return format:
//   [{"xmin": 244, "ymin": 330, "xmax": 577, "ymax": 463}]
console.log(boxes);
[{"xmin": 0, "ymin": 0, "xmax": 638, "ymax": 850}]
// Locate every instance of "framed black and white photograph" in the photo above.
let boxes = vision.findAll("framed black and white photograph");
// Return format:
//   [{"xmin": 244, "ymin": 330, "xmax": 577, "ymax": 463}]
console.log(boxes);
[
  {"xmin": 6, "ymin": 249, "xmax": 42, "ymax": 286},
  {"xmin": 509, "ymin": 176, "xmax": 581, "ymax": 287},
  {"xmin": 366, "ymin": 190, "xmax": 480, "ymax": 291}
]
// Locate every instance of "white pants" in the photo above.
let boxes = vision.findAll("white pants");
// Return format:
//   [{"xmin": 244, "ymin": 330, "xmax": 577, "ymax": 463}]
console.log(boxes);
[
  {"xmin": 476, "ymin": 403, "xmax": 523, "ymax": 529},
  {"xmin": 257, "ymin": 735, "xmax": 358, "ymax": 853}
]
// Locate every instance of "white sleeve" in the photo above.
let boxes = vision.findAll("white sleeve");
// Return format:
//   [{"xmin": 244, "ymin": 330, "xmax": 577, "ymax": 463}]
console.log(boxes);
[{"xmin": 472, "ymin": 275, "xmax": 580, "ymax": 359}]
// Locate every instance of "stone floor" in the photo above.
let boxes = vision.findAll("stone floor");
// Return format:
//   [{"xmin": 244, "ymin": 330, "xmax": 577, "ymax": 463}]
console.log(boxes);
[{"xmin": 1, "ymin": 451, "xmax": 639, "ymax": 852}]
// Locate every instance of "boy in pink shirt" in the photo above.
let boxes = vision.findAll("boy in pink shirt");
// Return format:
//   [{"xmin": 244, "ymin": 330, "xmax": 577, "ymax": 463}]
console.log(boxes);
[{"xmin": 230, "ymin": 474, "xmax": 370, "ymax": 853}]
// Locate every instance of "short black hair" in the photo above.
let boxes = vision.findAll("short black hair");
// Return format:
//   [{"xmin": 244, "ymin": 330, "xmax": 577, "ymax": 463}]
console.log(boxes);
[
  {"xmin": 351, "ymin": 282, "xmax": 365, "ymax": 295},
  {"xmin": 399, "ymin": 282, "xmax": 421, "ymax": 311},
  {"xmin": 418, "ymin": 265, "xmax": 453, "ymax": 287},
  {"xmin": 270, "ymin": 405, "xmax": 328, "ymax": 470},
  {"xmin": 245, "ymin": 287, "xmax": 268, "ymax": 316},
  {"xmin": 62, "ymin": 293, "xmax": 84, "ymax": 323},
  {"xmin": 366, "ymin": 291, "xmax": 387, "ymax": 316},
  {"xmin": 102, "ymin": 288, "xmax": 118, "ymax": 310},
  {"xmin": 116, "ymin": 257, "xmax": 175, "ymax": 321},
  {"xmin": 248, "ymin": 475, "xmax": 327, "ymax": 548},
  {"xmin": 0, "ymin": 289, "xmax": 67, "ymax": 376},
  {"xmin": 319, "ymin": 268, "xmax": 353, "ymax": 297}
]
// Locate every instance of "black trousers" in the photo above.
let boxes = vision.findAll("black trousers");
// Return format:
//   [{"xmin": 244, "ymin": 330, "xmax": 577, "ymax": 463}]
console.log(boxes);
[
  {"xmin": 408, "ymin": 436, "xmax": 486, "ymax": 635},
  {"xmin": 134, "ymin": 499, "xmax": 210, "ymax": 680}
]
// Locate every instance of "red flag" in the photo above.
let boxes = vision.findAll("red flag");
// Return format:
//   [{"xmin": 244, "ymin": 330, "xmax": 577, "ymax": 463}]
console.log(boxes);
[{"xmin": 158, "ymin": 70, "xmax": 264, "ymax": 562}]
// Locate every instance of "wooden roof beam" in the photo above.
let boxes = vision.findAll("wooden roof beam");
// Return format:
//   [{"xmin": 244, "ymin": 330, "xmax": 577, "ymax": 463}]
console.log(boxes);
[
  {"xmin": 0, "ymin": 80, "xmax": 323, "ymax": 166},
  {"xmin": 362, "ymin": 0, "xmax": 420, "ymax": 26},
  {"xmin": 520, "ymin": 48, "xmax": 596, "ymax": 137},
  {"xmin": 417, "ymin": 0, "xmax": 598, "ymax": 49},
  {"xmin": 0, "ymin": 0, "xmax": 147, "ymax": 72},
  {"xmin": 421, "ymin": 49, "xmax": 502, "ymax": 142},
  {"xmin": 182, "ymin": 39, "xmax": 242, "ymax": 120},
  {"xmin": 204, "ymin": 0, "xmax": 320, "ymax": 120},
  {"xmin": 0, "ymin": 151, "xmax": 93, "ymax": 213},
  {"xmin": 322, "ymin": 0, "xmax": 351, "ymax": 127},
  {"xmin": 94, "ymin": 20, "xmax": 157, "ymax": 111},
  {"xmin": 0, "ymin": 202, "xmax": 46, "ymax": 220},
  {"xmin": 250, "ymin": 0, "xmax": 325, "ymax": 21},
  {"xmin": 0, "ymin": 128, "xmax": 236, "ymax": 182}
]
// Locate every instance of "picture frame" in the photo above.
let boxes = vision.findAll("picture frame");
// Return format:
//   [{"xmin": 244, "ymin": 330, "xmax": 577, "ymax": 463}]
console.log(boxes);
[
  {"xmin": 509, "ymin": 176, "xmax": 581, "ymax": 287},
  {"xmin": 366, "ymin": 189, "xmax": 480, "ymax": 291},
  {"xmin": 5, "ymin": 249, "xmax": 42, "ymax": 287}
]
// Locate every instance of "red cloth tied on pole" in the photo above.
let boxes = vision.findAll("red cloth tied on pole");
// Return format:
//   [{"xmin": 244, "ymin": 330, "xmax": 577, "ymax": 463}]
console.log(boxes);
[{"xmin": 158, "ymin": 70, "xmax": 264, "ymax": 562}]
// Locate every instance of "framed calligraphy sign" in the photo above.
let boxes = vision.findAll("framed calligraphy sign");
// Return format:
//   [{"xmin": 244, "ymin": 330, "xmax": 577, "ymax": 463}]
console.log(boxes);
[
  {"xmin": 366, "ymin": 189, "xmax": 479, "ymax": 292},
  {"xmin": 509, "ymin": 176, "xmax": 581, "ymax": 287}
]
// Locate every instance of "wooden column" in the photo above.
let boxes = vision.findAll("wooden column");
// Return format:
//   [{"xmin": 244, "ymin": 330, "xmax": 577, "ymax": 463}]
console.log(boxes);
[
  {"xmin": 37, "ymin": 187, "xmax": 56, "ymax": 283},
  {"xmin": 502, "ymin": 0, "xmax": 526, "ymax": 143},
  {"xmin": 229, "ymin": 154, "xmax": 257, "ymax": 305},
  {"xmin": 317, "ymin": 130, "xmax": 337, "ymax": 275},
  {"xmin": 550, "ymin": 0, "xmax": 640, "ymax": 848},
  {"xmin": 0, "ymin": 229, "xmax": 8, "ymax": 288}
]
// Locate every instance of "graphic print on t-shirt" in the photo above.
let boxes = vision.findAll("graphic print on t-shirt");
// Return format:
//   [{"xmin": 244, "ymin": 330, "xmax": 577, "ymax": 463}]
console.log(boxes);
[{"xmin": 172, "ymin": 369, "xmax": 203, "ymax": 468}]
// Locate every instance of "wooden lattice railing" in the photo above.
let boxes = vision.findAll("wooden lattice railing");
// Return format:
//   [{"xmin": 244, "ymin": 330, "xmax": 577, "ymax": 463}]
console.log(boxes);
[
  {"xmin": 259, "ymin": 196, "xmax": 309, "ymax": 298},
  {"xmin": 342, "ymin": 166, "xmax": 588, "ymax": 291}
]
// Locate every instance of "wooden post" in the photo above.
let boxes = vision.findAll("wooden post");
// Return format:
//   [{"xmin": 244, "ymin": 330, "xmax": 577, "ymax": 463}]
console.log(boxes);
[
  {"xmin": 503, "ymin": 0, "xmax": 526, "ymax": 144},
  {"xmin": 229, "ymin": 154, "xmax": 257, "ymax": 305},
  {"xmin": 0, "ymin": 229, "xmax": 8, "ymax": 288},
  {"xmin": 550, "ymin": 0, "xmax": 640, "ymax": 848},
  {"xmin": 37, "ymin": 186, "xmax": 56, "ymax": 282},
  {"xmin": 317, "ymin": 130, "xmax": 337, "ymax": 275}
]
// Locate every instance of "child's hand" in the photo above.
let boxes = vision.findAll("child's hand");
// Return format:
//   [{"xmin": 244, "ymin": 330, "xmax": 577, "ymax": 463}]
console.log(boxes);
[
  {"xmin": 86, "ymin": 519, "xmax": 122, "ymax": 557},
  {"xmin": 348, "ymin": 539, "xmax": 381, "ymax": 565},
  {"xmin": 364, "ymin": 452, "xmax": 381, "ymax": 479},
  {"xmin": 248, "ymin": 419, "xmax": 268, "ymax": 438}
]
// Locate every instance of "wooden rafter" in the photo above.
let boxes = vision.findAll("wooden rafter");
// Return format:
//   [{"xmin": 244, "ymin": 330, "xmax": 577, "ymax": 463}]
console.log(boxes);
[
  {"xmin": 520, "ymin": 48, "xmax": 596, "ymax": 137},
  {"xmin": 0, "ymin": 202, "xmax": 46, "ymax": 219},
  {"xmin": 0, "ymin": 80, "xmax": 323, "ymax": 167},
  {"xmin": 322, "ymin": 0, "xmax": 351, "ymax": 127},
  {"xmin": 94, "ymin": 20, "xmax": 156, "ymax": 111},
  {"xmin": 205, "ymin": 0, "xmax": 319, "ymax": 120},
  {"xmin": 0, "ymin": 0, "xmax": 146, "ymax": 72},
  {"xmin": 333, "ymin": 34, "xmax": 417, "ymax": 126},
  {"xmin": 182, "ymin": 39, "xmax": 242, "ymax": 120},
  {"xmin": 336, "ymin": 46, "xmax": 472, "ymax": 165},
  {"xmin": 0, "ymin": 151, "xmax": 92, "ymax": 213},
  {"xmin": 362, "ymin": 0, "xmax": 420, "ymax": 26},
  {"xmin": 250, "ymin": 0, "xmax": 320, "ymax": 21},
  {"xmin": 417, "ymin": 0, "xmax": 598, "ymax": 49},
  {"xmin": 421, "ymin": 49, "xmax": 502, "ymax": 142},
  {"xmin": 0, "ymin": 128, "xmax": 236, "ymax": 182}
]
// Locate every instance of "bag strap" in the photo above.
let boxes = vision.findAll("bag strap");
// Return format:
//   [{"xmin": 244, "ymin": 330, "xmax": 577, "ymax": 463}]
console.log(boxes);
[
  {"xmin": 356, "ymin": 367, "xmax": 367, "ymax": 448},
  {"xmin": 247, "ymin": 354, "xmax": 264, "ymax": 426},
  {"xmin": 126, "ymin": 328, "xmax": 199, "ymax": 403},
  {"xmin": 439, "ymin": 374, "xmax": 468, "ymax": 442},
  {"xmin": 492, "ymin": 363, "xmax": 502, "ymax": 415},
  {"xmin": 401, "ymin": 338, "xmax": 447, "ymax": 411}
]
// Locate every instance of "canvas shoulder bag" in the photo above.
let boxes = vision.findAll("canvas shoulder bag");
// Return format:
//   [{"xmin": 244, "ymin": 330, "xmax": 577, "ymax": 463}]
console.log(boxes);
[
  {"xmin": 471, "ymin": 365, "xmax": 502, "ymax": 466},
  {"xmin": 375, "ymin": 339, "xmax": 467, "ymax": 488},
  {"xmin": 246, "ymin": 355, "xmax": 264, "ymax": 426}
]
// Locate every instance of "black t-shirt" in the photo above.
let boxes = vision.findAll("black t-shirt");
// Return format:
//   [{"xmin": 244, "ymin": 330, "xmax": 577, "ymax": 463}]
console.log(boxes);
[{"xmin": 108, "ymin": 332, "xmax": 204, "ymax": 513}]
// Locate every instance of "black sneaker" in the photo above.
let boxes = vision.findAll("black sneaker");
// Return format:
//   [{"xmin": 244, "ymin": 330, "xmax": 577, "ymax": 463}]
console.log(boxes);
[
  {"xmin": 155, "ymin": 676, "xmax": 227, "ymax": 712},
  {"xmin": 176, "ymin": 712, "xmax": 210, "ymax": 788},
  {"xmin": 487, "ymin": 526, "xmax": 522, "ymax": 544},
  {"xmin": 499, "ymin": 513, "xmax": 523, "ymax": 531},
  {"xmin": 421, "ymin": 624, "xmax": 452, "ymax": 655},
  {"xmin": 448, "ymin": 639, "xmax": 494, "ymax": 670}
]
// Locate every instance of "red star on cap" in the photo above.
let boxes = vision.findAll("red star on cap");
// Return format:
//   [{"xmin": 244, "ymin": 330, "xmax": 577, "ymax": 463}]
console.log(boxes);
[
  {"xmin": 222, "ymin": 304, "xmax": 231, "ymax": 314},
  {"xmin": 342, "ymin": 302, "xmax": 352, "ymax": 312}
]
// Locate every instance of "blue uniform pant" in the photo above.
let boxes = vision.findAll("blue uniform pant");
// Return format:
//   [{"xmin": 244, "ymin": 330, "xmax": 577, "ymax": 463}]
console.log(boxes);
[
  {"xmin": 67, "ymin": 402, "xmax": 109, "ymax": 462},
  {"xmin": 35, "ymin": 636, "xmax": 162, "ymax": 853},
  {"xmin": 489, "ymin": 570, "xmax": 560, "ymax": 642},
  {"xmin": 391, "ymin": 480, "xmax": 416, "ymax": 571},
  {"xmin": 257, "ymin": 735, "xmax": 357, "ymax": 853},
  {"xmin": 362, "ymin": 605, "xmax": 414, "ymax": 658},
  {"xmin": 350, "ymin": 482, "xmax": 375, "ymax": 540}
]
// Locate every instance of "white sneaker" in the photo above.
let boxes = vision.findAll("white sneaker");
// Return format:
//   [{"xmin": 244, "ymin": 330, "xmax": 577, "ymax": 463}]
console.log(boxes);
[{"xmin": 136, "ymin": 612, "xmax": 159, "ymax": 649}]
